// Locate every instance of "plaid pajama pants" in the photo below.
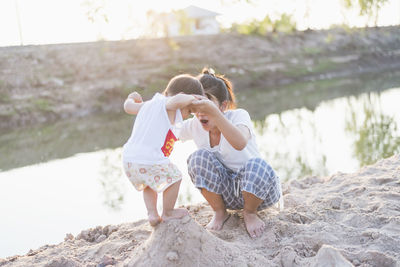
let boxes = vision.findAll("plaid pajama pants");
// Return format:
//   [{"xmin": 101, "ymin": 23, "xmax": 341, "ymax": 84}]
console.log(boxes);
[{"xmin": 187, "ymin": 149, "xmax": 281, "ymax": 210}]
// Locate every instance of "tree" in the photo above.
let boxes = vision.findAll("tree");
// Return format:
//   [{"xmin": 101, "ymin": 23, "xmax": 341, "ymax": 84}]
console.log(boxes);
[
  {"xmin": 173, "ymin": 10, "xmax": 192, "ymax": 36},
  {"xmin": 82, "ymin": 0, "xmax": 109, "ymax": 24},
  {"xmin": 146, "ymin": 9, "xmax": 193, "ymax": 38},
  {"xmin": 274, "ymin": 13, "xmax": 297, "ymax": 33},
  {"xmin": 14, "ymin": 0, "xmax": 23, "ymax": 45},
  {"xmin": 146, "ymin": 10, "xmax": 169, "ymax": 38},
  {"xmin": 82, "ymin": 0, "xmax": 110, "ymax": 40},
  {"xmin": 231, "ymin": 13, "xmax": 296, "ymax": 36},
  {"xmin": 343, "ymin": 0, "xmax": 389, "ymax": 26}
]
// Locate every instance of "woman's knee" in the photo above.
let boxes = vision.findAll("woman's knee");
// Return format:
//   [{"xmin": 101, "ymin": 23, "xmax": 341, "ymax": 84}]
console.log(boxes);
[
  {"xmin": 244, "ymin": 158, "xmax": 276, "ymax": 177},
  {"xmin": 187, "ymin": 149, "xmax": 223, "ymax": 187},
  {"xmin": 241, "ymin": 158, "xmax": 280, "ymax": 205},
  {"xmin": 243, "ymin": 158, "xmax": 276, "ymax": 183},
  {"xmin": 244, "ymin": 158, "xmax": 267, "ymax": 172},
  {"xmin": 187, "ymin": 149, "xmax": 215, "ymax": 169}
]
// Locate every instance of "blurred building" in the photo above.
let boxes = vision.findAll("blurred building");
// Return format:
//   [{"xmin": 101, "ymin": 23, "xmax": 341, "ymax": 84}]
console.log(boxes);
[{"xmin": 168, "ymin": 5, "xmax": 220, "ymax": 36}]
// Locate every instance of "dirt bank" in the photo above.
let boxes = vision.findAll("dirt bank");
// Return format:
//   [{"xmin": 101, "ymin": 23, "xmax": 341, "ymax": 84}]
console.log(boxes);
[{"xmin": 1, "ymin": 26, "xmax": 400, "ymax": 130}]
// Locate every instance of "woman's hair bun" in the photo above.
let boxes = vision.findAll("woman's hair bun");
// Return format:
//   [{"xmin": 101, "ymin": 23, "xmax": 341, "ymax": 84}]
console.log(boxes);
[{"xmin": 202, "ymin": 67, "xmax": 215, "ymax": 76}]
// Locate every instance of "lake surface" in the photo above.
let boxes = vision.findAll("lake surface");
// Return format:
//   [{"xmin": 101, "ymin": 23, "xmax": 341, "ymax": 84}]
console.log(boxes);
[{"xmin": 1, "ymin": 71, "xmax": 400, "ymax": 258}]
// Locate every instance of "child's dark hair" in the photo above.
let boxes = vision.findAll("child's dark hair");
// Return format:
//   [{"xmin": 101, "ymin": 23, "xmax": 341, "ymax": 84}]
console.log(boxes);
[
  {"xmin": 164, "ymin": 74, "xmax": 204, "ymax": 96},
  {"xmin": 197, "ymin": 67, "xmax": 236, "ymax": 109}
]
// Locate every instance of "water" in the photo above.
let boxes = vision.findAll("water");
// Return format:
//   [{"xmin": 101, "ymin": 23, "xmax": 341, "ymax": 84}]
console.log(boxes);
[
  {"xmin": 255, "ymin": 88, "xmax": 400, "ymax": 182},
  {"xmin": 1, "ymin": 72, "xmax": 400, "ymax": 258},
  {"xmin": 0, "ymin": 143, "xmax": 203, "ymax": 258}
]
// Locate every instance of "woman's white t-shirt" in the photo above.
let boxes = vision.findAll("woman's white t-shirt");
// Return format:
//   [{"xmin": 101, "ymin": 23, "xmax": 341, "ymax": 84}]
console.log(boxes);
[
  {"xmin": 177, "ymin": 109, "xmax": 261, "ymax": 171},
  {"xmin": 122, "ymin": 93, "xmax": 182, "ymax": 165}
]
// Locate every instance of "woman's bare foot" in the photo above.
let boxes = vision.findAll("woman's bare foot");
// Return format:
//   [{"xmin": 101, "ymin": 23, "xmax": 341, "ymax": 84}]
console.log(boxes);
[
  {"xmin": 243, "ymin": 210, "xmax": 265, "ymax": 238},
  {"xmin": 148, "ymin": 213, "xmax": 162, "ymax": 227},
  {"xmin": 206, "ymin": 211, "xmax": 230, "ymax": 231},
  {"xmin": 161, "ymin": 208, "xmax": 189, "ymax": 221}
]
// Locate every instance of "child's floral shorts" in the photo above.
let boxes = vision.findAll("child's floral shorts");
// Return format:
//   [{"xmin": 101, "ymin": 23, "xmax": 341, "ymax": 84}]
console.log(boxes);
[{"xmin": 123, "ymin": 161, "xmax": 182, "ymax": 192}]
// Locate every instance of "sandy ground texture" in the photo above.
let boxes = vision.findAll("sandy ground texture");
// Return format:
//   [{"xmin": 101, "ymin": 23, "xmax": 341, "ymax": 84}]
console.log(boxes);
[{"xmin": 1, "ymin": 155, "xmax": 399, "ymax": 267}]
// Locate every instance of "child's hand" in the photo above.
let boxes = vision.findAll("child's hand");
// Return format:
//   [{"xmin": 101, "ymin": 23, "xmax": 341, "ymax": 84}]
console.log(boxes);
[
  {"xmin": 166, "ymin": 93, "xmax": 196, "ymax": 111},
  {"xmin": 124, "ymin": 92, "xmax": 144, "ymax": 115},
  {"xmin": 127, "ymin": 92, "xmax": 143, "ymax": 103},
  {"xmin": 192, "ymin": 94, "xmax": 208, "ymax": 101}
]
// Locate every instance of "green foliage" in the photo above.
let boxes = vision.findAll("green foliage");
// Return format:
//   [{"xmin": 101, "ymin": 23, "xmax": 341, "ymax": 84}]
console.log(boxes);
[
  {"xmin": 145, "ymin": 10, "xmax": 169, "ymax": 37},
  {"xmin": 147, "ymin": 79, "xmax": 168, "ymax": 93},
  {"xmin": 274, "ymin": 13, "xmax": 297, "ymax": 33},
  {"xmin": 167, "ymin": 38, "xmax": 180, "ymax": 51},
  {"xmin": 82, "ymin": 0, "xmax": 109, "ymax": 24},
  {"xmin": 354, "ymin": 112, "xmax": 400, "ymax": 165},
  {"xmin": 345, "ymin": 95, "xmax": 400, "ymax": 166},
  {"xmin": 343, "ymin": 0, "xmax": 389, "ymax": 25},
  {"xmin": 161, "ymin": 63, "xmax": 195, "ymax": 77},
  {"xmin": 99, "ymin": 152, "xmax": 125, "ymax": 211},
  {"xmin": 173, "ymin": 10, "xmax": 192, "ymax": 36},
  {"xmin": 295, "ymin": 155, "xmax": 314, "ymax": 178},
  {"xmin": 32, "ymin": 98, "xmax": 52, "ymax": 112},
  {"xmin": 0, "ymin": 92, "xmax": 10, "ymax": 103},
  {"xmin": 282, "ymin": 64, "xmax": 309, "ymax": 77},
  {"xmin": 303, "ymin": 46, "xmax": 322, "ymax": 55},
  {"xmin": 329, "ymin": 23, "xmax": 355, "ymax": 34},
  {"xmin": 146, "ymin": 9, "xmax": 193, "ymax": 38},
  {"xmin": 324, "ymin": 33, "xmax": 335, "ymax": 44},
  {"xmin": 344, "ymin": 0, "xmax": 388, "ymax": 16},
  {"xmin": 97, "ymin": 84, "xmax": 146, "ymax": 105},
  {"xmin": 231, "ymin": 13, "xmax": 296, "ymax": 36},
  {"xmin": 312, "ymin": 59, "xmax": 335, "ymax": 73},
  {"xmin": 121, "ymin": 84, "xmax": 144, "ymax": 97}
]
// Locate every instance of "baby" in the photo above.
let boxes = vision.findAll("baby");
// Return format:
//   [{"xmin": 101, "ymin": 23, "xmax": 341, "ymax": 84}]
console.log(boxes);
[{"xmin": 122, "ymin": 74, "xmax": 204, "ymax": 226}]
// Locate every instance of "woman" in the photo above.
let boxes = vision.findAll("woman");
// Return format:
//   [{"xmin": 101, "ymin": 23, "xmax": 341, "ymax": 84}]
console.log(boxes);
[{"xmin": 178, "ymin": 68, "xmax": 282, "ymax": 238}]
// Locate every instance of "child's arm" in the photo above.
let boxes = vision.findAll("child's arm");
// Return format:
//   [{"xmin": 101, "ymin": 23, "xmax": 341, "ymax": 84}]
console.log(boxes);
[
  {"xmin": 124, "ymin": 92, "xmax": 144, "ymax": 115},
  {"xmin": 165, "ymin": 93, "xmax": 196, "ymax": 111}
]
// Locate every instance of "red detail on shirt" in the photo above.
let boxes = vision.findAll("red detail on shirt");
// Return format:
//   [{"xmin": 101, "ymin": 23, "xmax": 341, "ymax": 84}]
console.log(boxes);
[{"xmin": 161, "ymin": 130, "xmax": 178, "ymax": 157}]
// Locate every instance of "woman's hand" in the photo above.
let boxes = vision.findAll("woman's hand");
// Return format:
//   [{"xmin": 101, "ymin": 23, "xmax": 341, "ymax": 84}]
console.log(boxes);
[
  {"xmin": 190, "ymin": 96, "xmax": 221, "ymax": 116},
  {"xmin": 191, "ymin": 95, "xmax": 250, "ymax": 150}
]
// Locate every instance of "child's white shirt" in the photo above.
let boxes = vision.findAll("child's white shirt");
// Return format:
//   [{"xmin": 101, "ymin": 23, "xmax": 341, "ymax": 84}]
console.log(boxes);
[
  {"xmin": 176, "ymin": 109, "xmax": 261, "ymax": 171},
  {"xmin": 122, "ymin": 93, "xmax": 182, "ymax": 165}
]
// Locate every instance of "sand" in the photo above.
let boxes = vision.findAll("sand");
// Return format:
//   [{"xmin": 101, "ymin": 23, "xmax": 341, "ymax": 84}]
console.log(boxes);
[{"xmin": 1, "ymin": 155, "xmax": 399, "ymax": 267}]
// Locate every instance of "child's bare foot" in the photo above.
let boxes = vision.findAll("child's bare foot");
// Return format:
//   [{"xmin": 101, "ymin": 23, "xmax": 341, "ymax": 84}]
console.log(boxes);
[
  {"xmin": 148, "ymin": 213, "xmax": 162, "ymax": 226},
  {"xmin": 243, "ymin": 210, "xmax": 265, "ymax": 238},
  {"xmin": 206, "ymin": 211, "xmax": 230, "ymax": 231},
  {"xmin": 161, "ymin": 208, "xmax": 189, "ymax": 221}
]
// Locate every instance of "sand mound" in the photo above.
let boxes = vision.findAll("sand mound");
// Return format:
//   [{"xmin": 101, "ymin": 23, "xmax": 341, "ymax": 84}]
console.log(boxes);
[
  {"xmin": 1, "ymin": 155, "xmax": 399, "ymax": 267},
  {"xmin": 125, "ymin": 215, "xmax": 252, "ymax": 266}
]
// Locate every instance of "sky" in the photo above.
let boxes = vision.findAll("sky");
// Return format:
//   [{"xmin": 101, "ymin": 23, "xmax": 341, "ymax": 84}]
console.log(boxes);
[{"xmin": 0, "ymin": 0, "xmax": 399, "ymax": 47}]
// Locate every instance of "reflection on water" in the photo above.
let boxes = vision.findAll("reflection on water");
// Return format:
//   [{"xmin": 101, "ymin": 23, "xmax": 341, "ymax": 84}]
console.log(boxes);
[
  {"xmin": 240, "ymin": 71, "xmax": 400, "ymax": 120},
  {"xmin": 1, "ymin": 73, "xmax": 400, "ymax": 258},
  {"xmin": 0, "ymin": 112, "xmax": 132, "ymax": 172},
  {"xmin": 99, "ymin": 149, "xmax": 125, "ymax": 211},
  {"xmin": 2, "ymin": 71, "xmax": 400, "ymax": 172},
  {"xmin": 254, "ymin": 109, "xmax": 330, "ymax": 182},
  {"xmin": 97, "ymin": 145, "xmax": 201, "ymax": 212},
  {"xmin": 0, "ymin": 151, "xmax": 147, "ymax": 258},
  {"xmin": 255, "ymin": 87, "xmax": 400, "ymax": 182},
  {"xmin": 345, "ymin": 93, "xmax": 400, "ymax": 166}
]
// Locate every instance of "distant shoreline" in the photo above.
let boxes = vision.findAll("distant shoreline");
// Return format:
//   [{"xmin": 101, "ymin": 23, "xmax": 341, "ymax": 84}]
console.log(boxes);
[{"xmin": 1, "ymin": 26, "xmax": 400, "ymax": 130}]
